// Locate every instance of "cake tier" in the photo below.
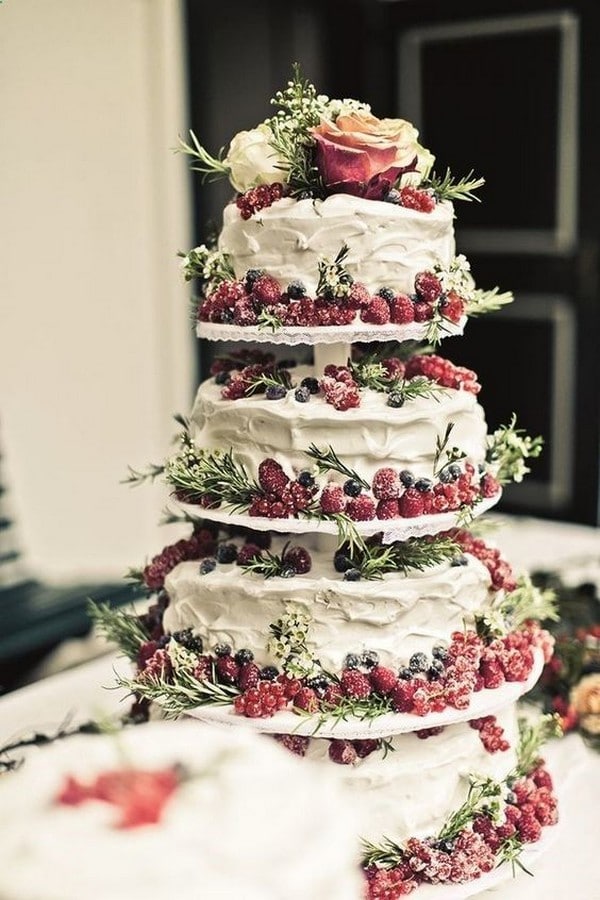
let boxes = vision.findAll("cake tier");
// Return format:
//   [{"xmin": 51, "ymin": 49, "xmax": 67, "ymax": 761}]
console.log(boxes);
[
  {"xmin": 191, "ymin": 364, "xmax": 488, "ymax": 488},
  {"xmin": 219, "ymin": 194, "xmax": 455, "ymax": 296},
  {"xmin": 163, "ymin": 542, "xmax": 493, "ymax": 672},
  {"xmin": 0, "ymin": 721, "xmax": 362, "ymax": 900}
]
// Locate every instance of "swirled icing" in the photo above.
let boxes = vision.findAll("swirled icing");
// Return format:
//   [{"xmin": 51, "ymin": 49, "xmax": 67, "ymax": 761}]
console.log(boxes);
[{"xmin": 218, "ymin": 194, "xmax": 456, "ymax": 295}]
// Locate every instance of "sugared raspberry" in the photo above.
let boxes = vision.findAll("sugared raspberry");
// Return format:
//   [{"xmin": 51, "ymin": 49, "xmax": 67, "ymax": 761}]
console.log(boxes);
[
  {"xmin": 328, "ymin": 739, "xmax": 358, "ymax": 765},
  {"xmin": 283, "ymin": 545, "xmax": 312, "ymax": 574},
  {"xmin": 532, "ymin": 766, "xmax": 553, "ymax": 790},
  {"xmin": 398, "ymin": 488, "xmax": 425, "ymax": 518},
  {"xmin": 232, "ymin": 298, "xmax": 258, "ymax": 326},
  {"xmin": 360, "ymin": 297, "xmax": 391, "ymax": 325},
  {"xmin": 415, "ymin": 272, "xmax": 443, "ymax": 303},
  {"xmin": 215, "ymin": 655, "xmax": 240, "ymax": 684},
  {"xmin": 274, "ymin": 734, "xmax": 310, "ymax": 756},
  {"xmin": 390, "ymin": 680, "xmax": 417, "ymax": 713},
  {"xmin": 346, "ymin": 283, "xmax": 371, "ymax": 310},
  {"xmin": 369, "ymin": 665, "xmax": 399, "ymax": 695},
  {"xmin": 237, "ymin": 661, "xmax": 260, "ymax": 691},
  {"xmin": 480, "ymin": 473, "xmax": 501, "ymax": 498},
  {"xmin": 479, "ymin": 652, "xmax": 506, "ymax": 689},
  {"xmin": 397, "ymin": 186, "xmax": 436, "ymax": 213},
  {"xmin": 346, "ymin": 495, "xmax": 376, "ymax": 521},
  {"xmin": 440, "ymin": 290, "xmax": 466, "ymax": 324},
  {"xmin": 234, "ymin": 680, "xmax": 287, "ymax": 718},
  {"xmin": 320, "ymin": 376, "xmax": 361, "ymax": 411},
  {"xmin": 277, "ymin": 674, "xmax": 303, "ymax": 700},
  {"xmin": 341, "ymin": 668, "xmax": 372, "ymax": 699},
  {"xmin": 236, "ymin": 542, "xmax": 262, "ymax": 565},
  {"xmin": 322, "ymin": 683, "xmax": 344, "ymax": 706},
  {"xmin": 517, "ymin": 812, "xmax": 542, "ymax": 843},
  {"xmin": 139, "ymin": 649, "xmax": 172, "ymax": 682},
  {"xmin": 372, "ymin": 467, "xmax": 401, "ymax": 499},
  {"xmin": 389, "ymin": 293, "xmax": 415, "ymax": 324},
  {"xmin": 251, "ymin": 274, "xmax": 281, "ymax": 306},
  {"xmin": 353, "ymin": 739, "xmax": 380, "ymax": 758},
  {"xmin": 376, "ymin": 498, "xmax": 400, "ymax": 519},
  {"xmin": 293, "ymin": 687, "xmax": 319, "ymax": 712},
  {"xmin": 413, "ymin": 301, "xmax": 435, "ymax": 322},
  {"xmin": 319, "ymin": 483, "xmax": 346, "ymax": 514},
  {"xmin": 258, "ymin": 458, "xmax": 289, "ymax": 496}
]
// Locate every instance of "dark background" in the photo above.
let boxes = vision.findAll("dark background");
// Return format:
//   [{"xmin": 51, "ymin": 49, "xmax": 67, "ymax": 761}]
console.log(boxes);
[{"xmin": 185, "ymin": 0, "xmax": 600, "ymax": 526}]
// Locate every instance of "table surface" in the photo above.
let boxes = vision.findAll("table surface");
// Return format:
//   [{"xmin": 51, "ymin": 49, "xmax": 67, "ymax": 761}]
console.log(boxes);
[{"xmin": 1, "ymin": 515, "xmax": 600, "ymax": 899}]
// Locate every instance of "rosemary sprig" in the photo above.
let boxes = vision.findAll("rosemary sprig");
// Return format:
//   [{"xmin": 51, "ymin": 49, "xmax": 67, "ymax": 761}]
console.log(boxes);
[
  {"xmin": 117, "ymin": 667, "xmax": 240, "ymax": 719},
  {"xmin": 244, "ymin": 369, "xmax": 293, "ymax": 396},
  {"xmin": 305, "ymin": 443, "xmax": 370, "ymax": 489},
  {"xmin": 438, "ymin": 776, "xmax": 504, "ymax": 841},
  {"xmin": 424, "ymin": 168, "xmax": 485, "ymax": 203},
  {"xmin": 350, "ymin": 361, "xmax": 446, "ymax": 405},
  {"xmin": 241, "ymin": 543, "xmax": 296, "ymax": 579},
  {"xmin": 467, "ymin": 287, "xmax": 514, "ymax": 318},
  {"xmin": 176, "ymin": 130, "xmax": 231, "ymax": 183},
  {"xmin": 425, "ymin": 309, "xmax": 458, "ymax": 346},
  {"xmin": 88, "ymin": 600, "xmax": 148, "ymax": 661},
  {"xmin": 354, "ymin": 534, "xmax": 462, "ymax": 580},
  {"xmin": 300, "ymin": 692, "xmax": 394, "ymax": 731},
  {"xmin": 486, "ymin": 415, "xmax": 543, "ymax": 484},
  {"xmin": 513, "ymin": 714, "xmax": 563, "ymax": 779},
  {"xmin": 361, "ymin": 835, "xmax": 406, "ymax": 869},
  {"xmin": 257, "ymin": 307, "xmax": 284, "ymax": 332},
  {"xmin": 122, "ymin": 462, "xmax": 165, "ymax": 486},
  {"xmin": 165, "ymin": 444, "xmax": 261, "ymax": 513}
]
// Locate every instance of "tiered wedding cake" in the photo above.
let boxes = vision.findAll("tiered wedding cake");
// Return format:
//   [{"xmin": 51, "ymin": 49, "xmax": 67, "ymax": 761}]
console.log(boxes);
[{"xmin": 97, "ymin": 72, "xmax": 561, "ymax": 896}]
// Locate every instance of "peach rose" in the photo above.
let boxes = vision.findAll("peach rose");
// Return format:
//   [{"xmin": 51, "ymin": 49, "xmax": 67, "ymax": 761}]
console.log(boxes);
[
  {"xmin": 311, "ymin": 111, "xmax": 434, "ymax": 200},
  {"xmin": 570, "ymin": 673, "xmax": 600, "ymax": 715}
]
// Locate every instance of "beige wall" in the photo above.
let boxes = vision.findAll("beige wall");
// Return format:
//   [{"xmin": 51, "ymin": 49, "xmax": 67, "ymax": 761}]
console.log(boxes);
[{"xmin": 0, "ymin": 0, "xmax": 194, "ymax": 580}]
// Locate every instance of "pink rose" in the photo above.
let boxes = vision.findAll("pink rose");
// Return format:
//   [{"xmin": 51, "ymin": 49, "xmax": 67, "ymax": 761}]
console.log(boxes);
[{"xmin": 311, "ymin": 111, "xmax": 434, "ymax": 200}]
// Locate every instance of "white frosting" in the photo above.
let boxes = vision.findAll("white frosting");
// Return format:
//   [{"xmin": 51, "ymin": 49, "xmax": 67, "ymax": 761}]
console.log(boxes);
[
  {"xmin": 302, "ymin": 705, "xmax": 519, "ymax": 843},
  {"xmin": 163, "ymin": 540, "xmax": 493, "ymax": 670},
  {"xmin": 0, "ymin": 721, "xmax": 362, "ymax": 900},
  {"xmin": 219, "ymin": 194, "xmax": 456, "ymax": 295},
  {"xmin": 191, "ymin": 365, "xmax": 488, "ymax": 485}
]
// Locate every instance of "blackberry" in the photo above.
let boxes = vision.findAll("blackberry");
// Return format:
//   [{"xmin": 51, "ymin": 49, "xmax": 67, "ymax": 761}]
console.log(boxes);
[
  {"xmin": 344, "ymin": 653, "xmax": 361, "ymax": 670},
  {"xmin": 384, "ymin": 189, "xmax": 401, "ymax": 204},
  {"xmin": 435, "ymin": 839, "xmax": 455, "ymax": 854},
  {"xmin": 409, "ymin": 651, "xmax": 429, "ymax": 673},
  {"xmin": 343, "ymin": 568, "xmax": 362, "ymax": 582},
  {"xmin": 214, "ymin": 643, "xmax": 232, "ymax": 657},
  {"xmin": 214, "ymin": 371, "xmax": 230, "ymax": 385},
  {"xmin": 377, "ymin": 287, "xmax": 395, "ymax": 302},
  {"xmin": 300, "ymin": 376, "xmax": 320, "ymax": 395},
  {"xmin": 294, "ymin": 386, "xmax": 311, "ymax": 403},
  {"xmin": 398, "ymin": 666, "xmax": 413, "ymax": 680},
  {"xmin": 297, "ymin": 471, "xmax": 315, "ymax": 488},
  {"xmin": 199, "ymin": 558, "xmax": 217, "ymax": 575},
  {"xmin": 286, "ymin": 280, "xmax": 307, "ymax": 299},
  {"xmin": 234, "ymin": 648, "xmax": 254, "ymax": 665},
  {"xmin": 244, "ymin": 268, "xmax": 265, "ymax": 291},
  {"xmin": 334, "ymin": 552, "xmax": 353, "ymax": 573},
  {"xmin": 265, "ymin": 384, "xmax": 287, "ymax": 400},
  {"xmin": 216, "ymin": 543, "xmax": 238, "ymax": 564},
  {"xmin": 219, "ymin": 308, "xmax": 234, "ymax": 324},
  {"xmin": 450, "ymin": 554, "xmax": 469, "ymax": 567},
  {"xmin": 307, "ymin": 673, "xmax": 330, "ymax": 693},
  {"xmin": 387, "ymin": 392, "xmax": 405, "ymax": 408},
  {"xmin": 415, "ymin": 478, "xmax": 433, "ymax": 493},
  {"xmin": 157, "ymin": 634, "xmax": 171, "ymax": 648},
  {"xmin": 439, "ymin": 463, "xmax": 462, "ymax": 483},
  {"xmin": 343, "ymin": 479, "xmax": 363, "ymax": 497},
  {"xmin": 428, "ymin": 658, "xmax": 445, "ymax": 680},
  {"xmin": 172, "ymin": 629, "xmax": 203, "ymax": 654},
  {"xmin": 260, "ymin": 665, "xmax": 279, "ymax": 681},
  {"xmin": 361, "ymin": 650, "xmax": 379, "ymax": 669},
  {"xmin": 432, "ymin": 645, "xmax": 448, "ymax": 661},
  {"xmin": 399, "ymin": 470, "xmax": 415, "ymax": 488}
]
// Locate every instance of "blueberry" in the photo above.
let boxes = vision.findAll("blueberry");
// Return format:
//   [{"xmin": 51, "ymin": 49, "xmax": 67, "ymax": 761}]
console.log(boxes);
[
  {"xmin": 172, "ymin": 629, "xmax": 203, "ymax": 654},
  {"xmin": 450, "ymin": 554, "xmax": 469, "ymax": 567},
  {"xmin": 362, "ymin": 650, "xmax": 379, "ymax": 669},
  {"xmin": 344, "ymin": 653, "xmax": 361, "ymax": 669},
  {"xmin": 266, "ymin": 384, "xmax": 287, "ymax": 400},
  {"xmin": 260, "ymin": 665, "xmax": 279, "ymax": 681},
  {"xmin": 216, "ymin": 543, "xmax": 238, "ymax": 564},
  {"xmin": 377, "ymin": 287, "xmax": 395, "ymax": 302},
  {"xmin": 343, "ymin": 568, "xmax": 362, "ymax": 582},
  {"xmin": 384, "ymin": 189, "xmax": 401, "ymax": 204},
  {"xmin": 244, "ymin": 268, "xmax": 264, "ymax": 290},
  {"xmin": 294, "ymin": 386, "xmax": 311, "ymax": 403},
  {"xmin": 219, "ymin": 308, "xmax": 234, "ymax": 324},
  {"xmin": 415, "ymin": 478, "xmax": 433, "ymax": 493},
  {"xmin": 399, "ymin": 470, "xmax": 415, "ymax": 488},
  {"xmin": 199, "ymin": 558, "xmax": 217, "ymax": 575},
  {"xmin": 409, "ymin": 651, "xmax": 429, "ymax": 673},
  {"xmin": 432, "ymin": 645, "xmax": 448, "ymax": 661},
  {"xmin": 436, "ymin": 839, "xmax": 455, "ymax": 854},
  {"xmin": 214, "ymin": 643, "xmax": 232, "ymax": 657},
  {"xmin": 387, "ymin": 393, "xmax": 405, "ymax": 408},
  {"xmin": 214, "ymin": 371, "xmax": 230, "ymax": 385},
  {"xmin": 297, "ymin": 471, "xmax": 315, "ymax": 488},
  {"xmin": 301, "ymin": 376, "xmax": 320, "ymax": 395},
  {"xmin": 334, "ymin": 553, "xmax": 353, "ymax": 573},
  {"xmin": 343, "ymin": 479, "xmax": 363, "ymax": 497},
  {"xmin": 438, "ymin": 467, "xmax": 454, "ymax": 484},
  {"xmin": 398, "ymin": 666, "xmax": 413, "ymax": 680},
  {"xmin": 234, "ymin": 648, "xmax": 254, "ymax": 665},
  {"xmin": 280, "ymin": 567, "xmax": 296, "ymax": 579},
  {"xmin": 506, "ymin": 790, "xmax": 517, "ymax": 805},
  {"xmin": 449, "ymin": 463, "xmax": 463, "ymax": 480},
  {"xmin": 428, "ymin": 659, "xmax": 445, "ymax": 680},
  {"xmin": 287, "ymin": 280, "xmax": 307, "ymax": 299},
  {"xmin": 307, "ymin": 674, "xmax": 330, "ymax": 693}
]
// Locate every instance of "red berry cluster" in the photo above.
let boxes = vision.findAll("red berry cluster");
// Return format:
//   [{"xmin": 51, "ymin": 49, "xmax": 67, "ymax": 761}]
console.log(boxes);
[
  {"xmin": 320, "ymin": 364, "xmax": 360, "ymax": 411},
  {"xmin": 57, "ymin": 766, "xmax": 180, "ymax": 829},
  {"xmin": 142, "ymin": 528, "xmax": 217, "ymax": 591},
  {"xmin": 446, "ymin": 529, "xmax": 517, "ymax": 591},
  {"xmin": 233, "ymin": 680, "xmax": 288, "ymax": 718},
  {"xmin": 236, "ymin": 182, "xmax": 285, "ymax": 220},
  {"xmin": 395, "ymin": 185, "xmax": 437, "ymax": 213},
  {"xmin": 248, "ymin": 459, "xmax": 316, "ymax": 519},
  {"xmin": 220, "ymin": 362, "xmax": 291, "ymax": 401},
  {"xmin": 405, "ymin": 354, "xmax": 480, "ymax": 395},
  {"xmin": 469, "ymin": 715, "xmax": 510, "ymax": 753}
]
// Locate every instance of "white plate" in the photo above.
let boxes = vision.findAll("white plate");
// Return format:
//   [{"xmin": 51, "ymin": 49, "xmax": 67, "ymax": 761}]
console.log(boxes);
[{"xmin": 185, "ymin": 649, "xmax": 543, "ymax": 740}]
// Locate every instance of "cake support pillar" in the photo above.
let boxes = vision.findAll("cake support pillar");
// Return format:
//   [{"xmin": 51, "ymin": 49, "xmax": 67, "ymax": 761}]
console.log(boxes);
[{"xmin": 314, "ymin": 341, "xmax": 351, "ymax": 372}]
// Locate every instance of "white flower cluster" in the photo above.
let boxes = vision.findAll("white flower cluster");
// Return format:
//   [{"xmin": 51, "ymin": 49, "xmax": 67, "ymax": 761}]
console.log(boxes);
[
  {"xmin": 180, "ymin": 245, "xmax": 235, "ymax": 291},
  {"xmin": 268, "ymin": 610, "xmax": 319, "ymax": 679},
  {"xmin": 435, "ymin": 254, "xmax": 475, "ymax": 300}
]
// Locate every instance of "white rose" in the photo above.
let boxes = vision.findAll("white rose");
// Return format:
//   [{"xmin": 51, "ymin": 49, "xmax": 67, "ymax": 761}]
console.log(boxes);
[{"xmin": 225, "ymin": 124, "xmax": 285, "ymax": 193}]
